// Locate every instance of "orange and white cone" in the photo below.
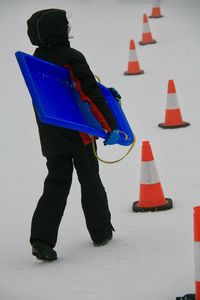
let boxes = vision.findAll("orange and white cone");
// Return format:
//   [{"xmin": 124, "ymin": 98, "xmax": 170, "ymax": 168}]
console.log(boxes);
[
  {"xmin": 124, "ymin": 39, "xmax": 144, "ymax": 75},
  {"xmin": 149, "ymin": 0, "xmax": 164, "ymax": 18},
  {"xmin": 132, "ymin": 141, "xmax": 172, "ymax": 212},
  {"xmin": 194, "ymin": 206, "xmax": 200, "ymax": 300},
  {"xmin": 158, "ymin": 80, "xmax": 190, "ymax": 129},
  {"xmin": 139, "ymin": 14, "xmax": 157, "ymax": 45},
  {"xmin": 176, "ymin": 208, "xmax": 200, "ymax": 299}
]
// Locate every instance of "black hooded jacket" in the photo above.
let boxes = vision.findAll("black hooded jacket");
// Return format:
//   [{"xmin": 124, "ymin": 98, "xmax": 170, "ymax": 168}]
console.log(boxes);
[{"xmin": 27, "ymin": 9, "xmax": 118, "ymax": 156}]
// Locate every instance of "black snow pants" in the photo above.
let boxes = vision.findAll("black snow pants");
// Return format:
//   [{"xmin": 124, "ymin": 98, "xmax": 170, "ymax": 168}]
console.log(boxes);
[{"xmin": 30, "ymin": 142, "xmax": 113, "ymax": 247}]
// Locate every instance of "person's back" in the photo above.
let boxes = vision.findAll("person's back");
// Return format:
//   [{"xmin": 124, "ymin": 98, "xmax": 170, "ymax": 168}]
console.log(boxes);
[
  {"xmin": 27, "ymin": 8, "xmax": 118, "ymax": 156},
  {"xmin": 27, "ymin": 8, "xmax": 118, "ymax": 261}
]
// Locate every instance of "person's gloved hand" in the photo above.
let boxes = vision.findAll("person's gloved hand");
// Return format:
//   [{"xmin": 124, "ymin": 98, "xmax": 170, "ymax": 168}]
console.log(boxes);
[
  {"xmin": 104, "ymin": 130, "xmax": 120, "ymax": 145},
  {"xmin": 109, "ymin": 87, "xmax": 121, "ymax": 101}
]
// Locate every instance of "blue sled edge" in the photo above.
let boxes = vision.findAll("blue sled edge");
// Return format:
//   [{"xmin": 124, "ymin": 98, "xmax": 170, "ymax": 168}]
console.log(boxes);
[{"xmin": 15, "ymin": 51, "xmax": 135, "ymax": 146}]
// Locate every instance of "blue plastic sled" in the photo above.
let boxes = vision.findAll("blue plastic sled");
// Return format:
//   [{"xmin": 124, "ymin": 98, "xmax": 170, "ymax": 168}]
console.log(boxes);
[{"xmin": 15, "ymin": 51, "xmax": 134, "ymax": 146}]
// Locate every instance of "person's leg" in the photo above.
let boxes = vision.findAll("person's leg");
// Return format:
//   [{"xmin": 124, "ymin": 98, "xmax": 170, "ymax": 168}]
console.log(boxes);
[
  {"xmin": 73, "ymin": 142, "xmax": 114, "ymax": 244},
  {"xmin": 30, "ymin": 153, "xmax": 73, "ymax": 248}
]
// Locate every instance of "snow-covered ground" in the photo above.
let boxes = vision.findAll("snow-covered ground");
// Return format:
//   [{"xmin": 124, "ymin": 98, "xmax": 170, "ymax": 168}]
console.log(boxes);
[{"xmin": 1, "ymin": 0, "xmax": 200, "ymax": 299}]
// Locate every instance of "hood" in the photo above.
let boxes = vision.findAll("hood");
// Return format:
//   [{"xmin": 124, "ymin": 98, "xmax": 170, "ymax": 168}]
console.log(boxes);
[{"xmin": 27, "ymin": 9, "xmax": 69, "ymax": 46}]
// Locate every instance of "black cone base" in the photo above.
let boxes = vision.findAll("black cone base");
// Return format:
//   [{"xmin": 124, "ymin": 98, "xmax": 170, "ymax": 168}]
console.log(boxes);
[
  {"xmin": 139, "ymin": 40, "xmax": 157, "ymax": 46},
  {"xmin": 149, "ymin": 15, "xmax": 164, "ymax": 18},
  {"xmin": 132, "ymin": 198, "xmax": 173, "ymax": 212},
  {"xmin": 124, "ymin": 70, "xmax": 144, "ymax": 76},
  {"xmin": 158, "ymin": 121, "xmax": 190, "ymax": 129}
]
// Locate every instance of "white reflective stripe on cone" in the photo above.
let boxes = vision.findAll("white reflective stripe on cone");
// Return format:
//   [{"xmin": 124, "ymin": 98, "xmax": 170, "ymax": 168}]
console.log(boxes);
[
  {"xmin": 166, "ymin": 93, "xmax": 179, "ymax": 110},
  {"xmin": 143, "ymin": 23, "xmax": 151, "ymax": 34},
  {"xmin": 129, "ymin": 49, "xmax": 138, "ymax": 62},
  {"xmin": 140, "ymin": 161, "xmax": 160, "ymax": 184},
  {"xmin": 194, "ymin": 242, "xmax": 200, "ymax": 281}
]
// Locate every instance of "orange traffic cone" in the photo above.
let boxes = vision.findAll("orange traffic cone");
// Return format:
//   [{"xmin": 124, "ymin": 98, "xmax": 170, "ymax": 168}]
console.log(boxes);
[
  {"xmin": 139, "ymin": 14, "xmax": 157, "ymax": 45},
  {"xmin": 124, "ymin": 39, "xmax": 144, "ymax": 75},
  {"xmin": 149, "ymin": 0, "xmax": 164, "ymax": 18},
  {"xmin": 132, "ymin": 141, "xmax": 172, "ymax": 212},
  {"xmin": 194, "ymin": 206, "xmax": 200, "ymax": 300},
  {"xmin": 176, "ymin": 208, "xmax": 200, "ymax": 299},
  {"xmin": 158, "ymin": 80, "xmax": 190, "ymax": 129}
]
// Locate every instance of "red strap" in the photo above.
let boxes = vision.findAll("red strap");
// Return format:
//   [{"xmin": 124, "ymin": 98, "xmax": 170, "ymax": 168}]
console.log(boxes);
[{"xmin": 63, "ymin": 65, "xmax": 110, "ymax": 144}]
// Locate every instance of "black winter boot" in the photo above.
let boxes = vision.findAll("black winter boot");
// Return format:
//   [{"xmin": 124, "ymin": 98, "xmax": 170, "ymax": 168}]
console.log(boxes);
[
  {"xmin": 32, "ymin": 241, "xmax": 57, "ymax": 261},
  {"xmin": 93, "ymin": 232, "xmax": 113, "ymax": 247},
  {"xmin": 176, "ymin": 294, "xmax": 196, "ymax": 300}
]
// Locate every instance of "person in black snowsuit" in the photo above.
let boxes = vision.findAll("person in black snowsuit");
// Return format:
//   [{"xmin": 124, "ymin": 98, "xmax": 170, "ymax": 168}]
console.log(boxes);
[{"xmin": 27, "ymin": 8, "xmax": 120, "ymax": 261}]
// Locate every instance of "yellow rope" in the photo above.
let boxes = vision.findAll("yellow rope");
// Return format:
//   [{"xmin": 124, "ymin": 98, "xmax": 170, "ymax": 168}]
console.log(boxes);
[
  {"xmin": 92, "ymin": 76, "xmax": 134, "ymax": 163},
  {"xmin": 94, "ymin": 75, "xmax": 101, "ymax": 83},
  {"xmin": 91, "ymin": 134, "xmax": 136, "ymax": 164}
]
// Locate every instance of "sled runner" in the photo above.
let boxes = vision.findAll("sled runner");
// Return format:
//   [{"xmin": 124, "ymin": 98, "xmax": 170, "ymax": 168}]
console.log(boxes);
[{"xmin": 15, "ymin": 51, "xmax": 134, "ymax": 146}]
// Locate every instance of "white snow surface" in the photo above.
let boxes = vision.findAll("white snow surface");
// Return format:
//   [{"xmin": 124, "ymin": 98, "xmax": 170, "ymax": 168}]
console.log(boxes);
[{"xmin": 1, "ymin": 0, "xmax": 200, "ymax": 299}]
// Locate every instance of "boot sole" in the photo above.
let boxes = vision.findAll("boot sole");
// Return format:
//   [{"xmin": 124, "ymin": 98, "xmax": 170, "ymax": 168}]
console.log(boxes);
[{"xmin": 93, "ymin": 235, "xmax": 112, "ymax": 247}]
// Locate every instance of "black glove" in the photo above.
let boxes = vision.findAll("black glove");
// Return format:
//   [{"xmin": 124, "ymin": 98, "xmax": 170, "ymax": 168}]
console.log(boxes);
[{"xmin": 109, "ymin": 87, "xmax": 121, "ymax": 101}]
